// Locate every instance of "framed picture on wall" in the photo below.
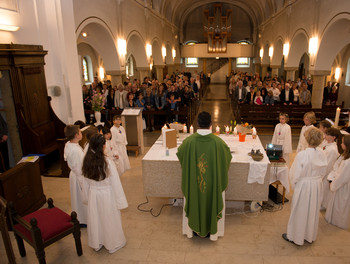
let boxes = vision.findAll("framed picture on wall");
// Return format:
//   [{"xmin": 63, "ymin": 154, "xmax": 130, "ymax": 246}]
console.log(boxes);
[{"xmin": 0, "ymin": 0, "xmax": 19, "ymax": 12}]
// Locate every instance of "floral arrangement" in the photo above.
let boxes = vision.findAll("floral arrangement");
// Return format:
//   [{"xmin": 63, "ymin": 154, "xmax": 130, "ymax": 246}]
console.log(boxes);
[
  {"xmin": 236, "ymin": 122, "xmax": 253, "ymax": 135},
  {"xmin": 90, "ymin": 91, "xmax": 105, "ymax": 112}
]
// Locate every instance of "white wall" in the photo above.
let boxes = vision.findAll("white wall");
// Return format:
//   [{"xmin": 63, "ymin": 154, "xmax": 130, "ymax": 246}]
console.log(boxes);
[{"xmin": 0, "ymin": 0, "xmax": 84, "ymax": 124}]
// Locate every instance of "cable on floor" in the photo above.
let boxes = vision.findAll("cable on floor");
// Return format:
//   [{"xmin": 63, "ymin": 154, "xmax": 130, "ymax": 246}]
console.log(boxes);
[{"xmin": 137, "ymin": 196, "xmax": 175, "ymax": 217}]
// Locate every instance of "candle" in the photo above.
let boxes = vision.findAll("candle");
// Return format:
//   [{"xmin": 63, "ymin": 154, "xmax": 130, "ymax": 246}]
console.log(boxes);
[
  {"xmin": 183, "ymin": 125, "xmax": 187, "ymax": 133},
  {"xmin": 225, "ymin": 126, "xmax": 229, "ymax": 135},
  {"xmin": 229, "ymin": 126, "xmax": 232, "ymax": 132},
  {"xmin": 190, "ymin": 125, "xmax": 194, "ymax": 134},
  {"xmin": 252, "ymin": 127, "xmax": 257, "ymax": 139},
  {"xmin": 334, "ymin": 107, "xmax": 341, "ymax": 127},
  {"xmin": 233, "ymin": 127, "xmax": 237, "ymax": 136},
  {"xmin": 216, "ymin": 125, "xmax": 220, "ymax": 133}
]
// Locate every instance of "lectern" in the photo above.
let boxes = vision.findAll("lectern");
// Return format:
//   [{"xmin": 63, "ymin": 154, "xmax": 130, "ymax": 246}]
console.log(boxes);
[{"xmin": 121, "ymin": 108, "xmax": 144, "ymax": 155}]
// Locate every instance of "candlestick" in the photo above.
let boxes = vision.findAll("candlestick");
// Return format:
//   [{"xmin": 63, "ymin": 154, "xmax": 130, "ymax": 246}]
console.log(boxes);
[
  {"xmin": 334, "ymin": 107, "xmax": 341, "ymax": 127},
  {"xmin": 216, "ymin": 125, "xmax": 220, "ymax": 133},
  {"xmin": 229, "ymin": 126, "xmax": 232, "ymax": 132},
  {"xmin": 190, "ymin": 125, "xmax": 194, "ymax": 134},
  {"xmin": 183, "ymin": 125, "xmax": 187, "ymax": 133},
  {"xmin": 225, "ymin": 126, "xmax": 229, "ymax": 135},
  {"xmin": 233, "ymin": 127, "xmax": 237, "ymax": 136}
]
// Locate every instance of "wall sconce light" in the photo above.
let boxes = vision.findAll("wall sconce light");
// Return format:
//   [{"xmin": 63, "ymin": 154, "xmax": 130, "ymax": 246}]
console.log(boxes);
[
  {"xmin": 334, "ymin": 67, "xmax": 341, "ymax": 81},
  {"xmin": 146, "ymin": 44, "xmax": 152, "ymax": 58},
  {"xmin": 172, "ymin": 48, "xmax": 176, "ymax": 61},
  {"xmin": 308, "ymin": 37, "xmax": 318, "ymax": 55},
  {"xmin": 150, "ymin": 62, "xmax": 153, "ymax": 71},
  {"xmin": 269, "ymin": 46, "xmax": 274, "ymax": 57},
  {"xmin": 259, "ymin": 48, "xmax": 263, "ymax": 58},
  {"xmin": 283, "ymin": 43, "xmax": 289, "ymax": 56},
  {"xmin": 162, "ymin": 46, "xmax": 166, "ymax": 63},
  {"xmin": 99, "ymin": 66, "xmax": 105, "ymax": 81},
  {"xmin": 0, "ymin": 24, "xmax": 20, "ymax": 32},
  {"xmin": 117, "ymin": 38, "xmax": 127, "ymax": 66}
]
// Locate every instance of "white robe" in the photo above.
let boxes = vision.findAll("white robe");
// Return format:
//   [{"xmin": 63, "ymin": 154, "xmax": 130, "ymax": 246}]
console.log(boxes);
[
  {"xmin": 272, "ymin": 123, "xmax": 292, "ymax": 166},
  {"xmin": 64, "ymin": 142, "xmax": 88, "ymax": 224},
  {"xmin": 321, "ymin": 142, "xmax": 339, "ymax": 209},
  {"xmin": 296, "ymin": 125, "xmax": 314, "ymax": 153},
  {"xmin": 105, "ymin": 139, "xmax": 123, "ymax": 176},
  {"xmin": 287, "ymin": 148, "xmax": 327, "ymax": 245},
  {"xmin": 111, "ymin": 125, "xmax": 130, "ymax": 174},
  {"xmin": 325, "ymin": 158, "xmax": 350, "ymax": 229},
  {"xmin": 82, "ymin": 158, "xmax": 128, "ymax": 252}
]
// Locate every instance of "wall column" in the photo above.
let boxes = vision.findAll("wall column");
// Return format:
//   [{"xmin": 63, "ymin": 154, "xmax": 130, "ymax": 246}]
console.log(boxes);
[
  {"xmin": 261, "ymin": 64, "xmax": 269, "ymax": 79},
  {"xmin": 309, "ymin": 70, "xmax": 330, "ymax": 109},
  {"xmin": 203, "ymin": 58, "xmax": 207, "ymax": 74},
  {"xmin": 106, "ymin": 70, "xmax": 124, "ymax": 86},
  {"xmin": 254, "ymin": 62, "xmax": 261, "ymax": 75},
  {"xmin": 284, "ymin": 67, "xmax": 298, "ymax": 81},
  {"xmin": 228, "ymin": 58, "xmax": 232, "ymax": 76},
  {"xmin": 137, "ymin": 67, "xmax": 150, "ymax": 83},
  {"xmin": 270, "ymin": 65, "xmax": 279, "ymax": 78},
  {"xmin": 154, "ymin": 65, "xmax": 165, "ymax": 81}
]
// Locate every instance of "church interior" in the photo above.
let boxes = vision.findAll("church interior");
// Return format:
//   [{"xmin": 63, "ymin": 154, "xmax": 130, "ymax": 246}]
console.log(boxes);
[{"xmin": 1, "ymin": 0, "xmax": 350, "ymax": 263}]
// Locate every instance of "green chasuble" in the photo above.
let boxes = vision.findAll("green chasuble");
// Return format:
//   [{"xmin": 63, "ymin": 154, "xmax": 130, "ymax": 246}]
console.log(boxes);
[{"xmin": 177, "ymin": 133, "xmax": 232, "ymax": 237}]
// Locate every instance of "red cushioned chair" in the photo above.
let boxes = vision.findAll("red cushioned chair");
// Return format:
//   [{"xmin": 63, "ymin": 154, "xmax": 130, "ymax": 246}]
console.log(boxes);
[{"xmin": 9, "ymin": 198, "xmax": 82, "ymax": 264}]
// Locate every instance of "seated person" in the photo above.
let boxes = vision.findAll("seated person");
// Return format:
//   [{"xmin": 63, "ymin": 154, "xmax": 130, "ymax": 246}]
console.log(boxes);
[
  {"xmin": 254, "ymin": 91, "xmax": 263, "ymax": 105},
  {"xmin": 246, "ymin": 86, "xmax": 256, "ymax": 105},
  {"xmin": 280, "ymin": 83, "xmax": 294, "ymax": 105},
  {"xmin": 135, "ymin": 93, "xmax": 146, "ymax": 110},
  {"xmin": 265, "ymin": 90, "xmax": 275, "ymax": 106}
]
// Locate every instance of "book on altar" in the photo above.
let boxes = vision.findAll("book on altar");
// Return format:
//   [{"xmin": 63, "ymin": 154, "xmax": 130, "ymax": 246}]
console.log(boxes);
[{"xmin": 162, "ymin": 129, "xmax": 177, "ymax": 149}]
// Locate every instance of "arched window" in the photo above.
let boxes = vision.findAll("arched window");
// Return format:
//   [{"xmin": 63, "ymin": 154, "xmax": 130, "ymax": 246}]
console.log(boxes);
[
  {"xmin": 346, "ymin": 58, "xmax": 350, "ymax": 86},
  {"xmin": 126, "ymin": 55, "xmax": 134, "ymax": 77},
  {"xmin": 83, "ymin": 57, "xmax": 89, "ymax": 82}
]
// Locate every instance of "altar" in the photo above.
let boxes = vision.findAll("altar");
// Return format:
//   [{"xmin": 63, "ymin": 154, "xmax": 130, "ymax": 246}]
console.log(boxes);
[{"xmin": 142, "ymin": 133, "xmax": 272, "ymax": 201}]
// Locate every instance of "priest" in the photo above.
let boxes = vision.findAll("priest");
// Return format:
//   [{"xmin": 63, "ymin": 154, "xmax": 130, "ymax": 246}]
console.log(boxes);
[{"xmin": 177, "ymin": 111, "xmax": 232, "ymax": 241}]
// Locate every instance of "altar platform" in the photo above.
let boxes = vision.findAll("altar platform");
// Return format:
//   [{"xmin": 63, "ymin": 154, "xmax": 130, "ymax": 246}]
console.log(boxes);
[{"xmin": 142, "ymin": 133, "xmax": 273, "ymax": 201}]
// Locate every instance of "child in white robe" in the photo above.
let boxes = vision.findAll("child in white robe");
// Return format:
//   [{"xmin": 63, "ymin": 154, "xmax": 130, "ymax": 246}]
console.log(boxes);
[
  {"xmin": 102, "ymin": 126, "xmax": 123, "ymax": 176},
  {"xmin": 325, "ymin": 135, "xmax": 350, "ymax": 229},
  {"xmin": 83, "ymin": 126, "xmax": 99, "ymax": 154},
  {"xmin": 297, "ymin": 111, "xmax": 316, "ymax": 152},
  {"xmin": 110, "ymin": 115, "xmax": 130, "ymax": 174},
  {"xmin": 272, "ymin": 113, "xmax": 292, "ymax": 167},
  {"xmin": 64, "ymin": 125, "xmax": 88, "ymax": 225},
  {"xmin": 319, "ymin": 120, "xmax": 332, "ymax": 149},
  {"xmin": 320, "ymin": 128, "xmax": 341, "ymax": 210},
  {"xmin": 82, "ymin": 134, "xmax": 128, "ymax": 253},
  {"xmin": 283, "ymin": 127, "xmax": 327, "ymax": 245}
]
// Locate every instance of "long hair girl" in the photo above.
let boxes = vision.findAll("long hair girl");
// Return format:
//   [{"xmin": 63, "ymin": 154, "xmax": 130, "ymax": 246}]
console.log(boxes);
[{"xmin": 82, "ymin": 133, "xmax": 107, "ymax": 181}]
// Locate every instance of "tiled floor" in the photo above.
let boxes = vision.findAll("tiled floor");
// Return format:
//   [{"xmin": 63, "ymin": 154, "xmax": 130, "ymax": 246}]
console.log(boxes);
[
  {"xmin": 2, "ymin": 145, "xmax": 350, "ymax": 264},
  {"xmin": 2, "ymin": 84, "xmax": 350, "ymax": 263}
]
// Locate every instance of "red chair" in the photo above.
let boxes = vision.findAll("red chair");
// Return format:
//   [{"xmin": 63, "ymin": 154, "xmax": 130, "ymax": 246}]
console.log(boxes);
[{"xmin": 9, "ymin": 198, "xmax": 82, "ymax": 264}]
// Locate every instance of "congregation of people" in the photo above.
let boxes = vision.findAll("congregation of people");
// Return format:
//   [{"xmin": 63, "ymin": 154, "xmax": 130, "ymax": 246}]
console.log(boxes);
[
  {"xmin": 227, "ymin": 71, "xmax": 339, "ymax": 106},
  {"xmin": 82, "ymin": 70, "xmax": 206, "ymax": 130}
]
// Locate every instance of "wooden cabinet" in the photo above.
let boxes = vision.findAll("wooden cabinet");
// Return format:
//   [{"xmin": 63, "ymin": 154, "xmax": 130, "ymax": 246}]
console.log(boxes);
[{"xmin": 0, "ymin": 44, "xmax": 66, "ymax": 173}]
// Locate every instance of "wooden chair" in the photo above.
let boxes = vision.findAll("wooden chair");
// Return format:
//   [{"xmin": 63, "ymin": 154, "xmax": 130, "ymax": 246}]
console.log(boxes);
[
  {"xmin": 0, "ymin": 196, "xmax": 16, "ymax": 264},
  {"xmin": 9, "ymin": 198, "xmax": 82, "ymax": 264}
]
